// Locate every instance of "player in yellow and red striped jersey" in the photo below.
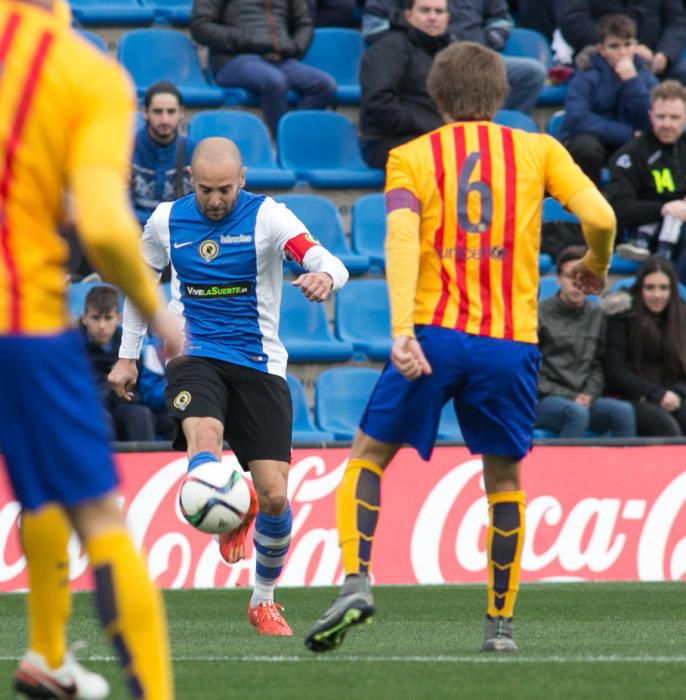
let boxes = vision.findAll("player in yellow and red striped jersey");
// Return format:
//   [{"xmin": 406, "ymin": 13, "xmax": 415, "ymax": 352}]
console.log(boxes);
[
  {"xmin": 0, "ymin": 1, "xmax": 181, "ymax": 697},
  {"xmin": 306, "ymin": 41, "xmax": 616, "ymax": 654}
]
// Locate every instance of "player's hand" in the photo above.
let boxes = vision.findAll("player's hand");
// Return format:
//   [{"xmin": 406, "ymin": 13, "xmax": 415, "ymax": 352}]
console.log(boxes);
[
  {"xmin": 108, "ymin": 359, "xmax": 139, "ymax": 402},
  {"xmin": 661, "ymin": 390, "xmax": 681, "ymax": 412},
  {"xmin": 391, "ymin": 335, "xmax": 432, "ymax": 380},
  {"xmin": 292, "ymin": 272, "xmax": 334, "ymax": 302},
  {"xmin": 149, "ymin": 307, "xmax": 184, "ymax": 358},
  {"xmin": 568, "ymin": 260, "xmax": 606, "ymax": 296}
]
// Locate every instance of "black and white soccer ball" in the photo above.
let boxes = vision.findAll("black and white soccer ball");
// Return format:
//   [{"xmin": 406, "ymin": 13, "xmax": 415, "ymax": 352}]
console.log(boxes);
[{"xmin": 178, "ymin": 461, "xmax": 252, "ymax": 534}]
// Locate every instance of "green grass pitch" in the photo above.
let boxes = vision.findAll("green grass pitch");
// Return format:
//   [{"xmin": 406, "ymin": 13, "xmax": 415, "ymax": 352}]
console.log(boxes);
[{"xmin": 1, "ymin": 582, "xmax": 684, "ymax": 699}]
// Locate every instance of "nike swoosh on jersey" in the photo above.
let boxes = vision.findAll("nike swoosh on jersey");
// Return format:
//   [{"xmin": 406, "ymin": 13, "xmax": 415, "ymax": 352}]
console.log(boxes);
[{"xmin": 173, "ymin": 241, "xmax": 193, "ymax": 249}]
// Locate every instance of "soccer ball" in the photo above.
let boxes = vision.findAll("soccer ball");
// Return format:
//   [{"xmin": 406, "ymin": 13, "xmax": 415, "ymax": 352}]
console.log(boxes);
[{"xmin": 178, "ymin": 461, "xmax": 252, "ymax": 534}]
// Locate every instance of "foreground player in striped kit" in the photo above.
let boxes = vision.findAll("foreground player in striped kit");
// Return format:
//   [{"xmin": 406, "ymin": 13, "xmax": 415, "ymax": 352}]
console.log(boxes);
[
  {"xmin": 0, "ymin": 1, "xmax": 181, "ymax": 697},
  {"xmin": 109, "ymin": 137, "xmax": 349, "ymax": 636},
  {"xmin": 305, "ymin": 41, "xmax": 617, "ymax": 654}
]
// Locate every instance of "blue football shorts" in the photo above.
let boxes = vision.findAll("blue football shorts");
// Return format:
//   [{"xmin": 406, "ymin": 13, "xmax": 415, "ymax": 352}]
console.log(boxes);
[
  {"xmin": 0, "ymin": 330, "xmax": 117, "ymax": 511},
  {"xmin": 359, "ymin": 325, "xmax": 541, "ymax": 461}
]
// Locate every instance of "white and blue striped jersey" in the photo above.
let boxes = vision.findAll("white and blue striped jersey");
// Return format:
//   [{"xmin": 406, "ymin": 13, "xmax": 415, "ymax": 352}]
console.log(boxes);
[{"xmin": 119, "ymin": 190, "xmax": 348, "ymax": 377}]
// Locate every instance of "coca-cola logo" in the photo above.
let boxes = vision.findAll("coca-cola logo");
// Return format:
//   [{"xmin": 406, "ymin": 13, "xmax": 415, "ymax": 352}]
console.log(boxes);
[{"xmin": 0, "ymin": 447, "xmax": 685, "ymax": 591}]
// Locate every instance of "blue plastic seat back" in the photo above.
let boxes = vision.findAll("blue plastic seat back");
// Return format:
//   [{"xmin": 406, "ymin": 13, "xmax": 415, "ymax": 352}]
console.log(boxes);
[
  {"xmin": 493, "ymin": 109, "xmax": 538, "ymax": 133},
  {"xmin": 542, "ymin": 197, "xmax": 579, "ymax": 224},
  {"xmin": 117, "ymin": 29, "xmax": 222, "ymax": 104},
  {"xmin": 301, "ymin": 28, "xmax": 362, "ymax": 93},
  {"xmin": 437, "ymin": 403, "xmax": 463, "ymax": 441},
  {"xmin": 546, "ymin": 110, "xmax": 565, "ymax": 140},
  {"xmin": 77, "ymin": 30, "xmax": 108, "ymax": 52},
  {"xmin": 502, "ymin": 27, "xmax": 552, "ymax": 67},
  {"xmin": 352, "ymin": 193, "xmax": 385, "ymax": 265},
  {"xmin": 315, "ymin": 367, "xmax": 381, "ymax": 440},
  {"xmin": 280, "ymin": 282, "xmax": 336, "ymax": 342},
  {"xmin": 538, "ymin": 276, "xmax": 559, "ymax": 300},
  {"xmin": 70, "ymin": 0, "xmax": 154, "ymax": 25},
  {"xmin": 277, "ymin": 111, "xmax": 367, "ymax": 170},
  {"xmin": 286, "ymin": 374, "xmax": 316, "ymax": 432},
  {"xmin": 334, "ymin": 279, "xmax": 391, "ymax": 347},
  {"xmin": 188, "ymin": 110, "xmax": 276, "ymax": 168},
  {"xmin": 147, "ymin": 0, "xmax": 192, "ymax": 24},
  {"xmin": 273, "ymin": 194, "xmax": 352, "ymax": 257}
]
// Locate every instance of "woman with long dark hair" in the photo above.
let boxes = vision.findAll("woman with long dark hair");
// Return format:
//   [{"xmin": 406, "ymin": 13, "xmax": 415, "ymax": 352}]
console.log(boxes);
[{"xmin": 604, "ymin": 256, "xmax": 686, "ymax": 435}]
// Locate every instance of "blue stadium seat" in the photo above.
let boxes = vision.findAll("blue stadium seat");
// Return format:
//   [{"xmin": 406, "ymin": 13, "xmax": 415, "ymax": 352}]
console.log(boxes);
[
  {"xmin": 609, "ymin": 254, "xmax": 640, "ymax": 275},
  {"xmin": 502, "ymin": 28, "xmax": 567, "ymax": 106},
  {"xmin": 315, "ymin": 367, "xmax": 381, "ymax": 440},
  {"xmin": 542, "ymin": 196, "xmax": 578, "ymax": 224},
  {"xmin": 335, "ymin": 280, "xmax": 391, "ymax": 361},
  {"xmin": 436, "ymin": 403, "xmax": 463, "ymax": 441},
  {"xmin": 187, "ymin": 110, "xmax": 296, "ymax": 189},
  {"xmin": 493, "ymin": 109, "xmax": 538, "ymax": 133},
  {"xmin": 539, "ymin": 254, "xmax": 554, "ymax": 274},
  {"xmin": 274, "ymin": 194, "xmax": 370, "ymax": 275},
  {"xmin": 546, "ymin": 110, "xmax": 565, "ymax": 140},
  {"xmin": 538, "ymin": 275, "xmax": 559, "ymax": 300},
  {"xmin": 117, "ymin": 29, "xmax": 225, "ymax": 106},
  {"xmin": 287, "ymin": 374, "xmax": 335, "ymax": 443},
  {"xmin": 77, "ymin": 30, "xmax": 108, "ymax": 52},
  {"xmin": 301, "ymin": 28, "xmax": 362, "ymax": 104},
  {"xmin": 145, "ymin": 0, "xmax": 192, "ymax": 25},
  {"xmin": 277, "ymin": 111, "xmax": 385, "ymax": 188},
  {"xmin": 70, "ymin": 0, "xmax": 154, "ymax": 25},
  {"xmin": 280, "ymin": 282, "xmax": 354, "ymax": 362},
  {"xmin": 351, "ymin": 193, "xmax": 385, "ymax": 271}
]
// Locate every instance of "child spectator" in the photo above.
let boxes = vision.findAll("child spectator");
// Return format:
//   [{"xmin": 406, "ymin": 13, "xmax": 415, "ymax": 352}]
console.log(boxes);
[
  {"xmin": 81, "ymin": 286, "xmax": 157, "ymax": 442},
  {"xmin": 562, "ymin": 14, "xmax": 657, "ymax": 186},
  {"xmin": 536, "ymin": 246, "xmax": 635, "ymax": 437}
]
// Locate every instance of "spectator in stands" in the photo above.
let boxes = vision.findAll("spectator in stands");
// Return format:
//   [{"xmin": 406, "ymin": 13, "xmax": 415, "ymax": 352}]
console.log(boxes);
[
  {"xmin": 507, "ymin": 0, "xmax": 557, "ymax": 41},
  {"xmin": 561, "ymin": 14, "xmax": 656, "ymax": 186},
  {"xmin": 359, "ymin": 0, "xmax": 450, "ymax": 168},
  {"xmin": 603, "ymin": 256, "xmax": 686, "ymax": 435},
  {"xmin": 81, "ymin": 286, "xmax": 156, "ymax": 442},
  {"xmin": 536, "ymin": 246, "xmax": 636, "ymax": 437},
  {"xmin": 447, "ymin": 0, "xmax": 546, "ymax": 115},
  {"xmin": 606, "ymin": 81, "xmax": 686, "ymax": 276},
  {"xmin": 130, "ymin": 81, "xmax": 195, "ymax": 227},
  {"xmin": 361, "ymin": 0, "xmax": 546, "ymax": 114},
  {"xmin": 306, "ymin": 0, "xmax": 357, "ymax": 26},
  {"xmin": 559, "ymin": 1, "xmax": 686, "ymax": 84},
  {"xmin": 191, "ymin": 0, "xmax": 337, "ymax": 136}
]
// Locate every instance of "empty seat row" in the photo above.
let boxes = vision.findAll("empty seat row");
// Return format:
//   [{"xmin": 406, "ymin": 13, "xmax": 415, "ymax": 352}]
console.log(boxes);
[{"xmin": 291, "ymin": 368, "xmax": 463, "ymax": 443}]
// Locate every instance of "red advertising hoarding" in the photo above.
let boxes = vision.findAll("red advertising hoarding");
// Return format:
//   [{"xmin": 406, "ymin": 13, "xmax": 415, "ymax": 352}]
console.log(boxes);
[{"xmin": 1, "ymin": 445, "xmax": 685, "ymax": 591}]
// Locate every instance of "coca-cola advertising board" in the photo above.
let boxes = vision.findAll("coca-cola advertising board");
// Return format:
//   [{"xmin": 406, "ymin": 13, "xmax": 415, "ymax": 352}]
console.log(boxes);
[{"xmin": 1, "ymin": 445, "xmax": 685, "ymax": 591}]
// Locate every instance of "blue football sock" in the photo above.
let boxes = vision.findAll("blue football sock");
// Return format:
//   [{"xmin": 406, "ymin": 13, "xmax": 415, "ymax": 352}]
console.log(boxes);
[{"xmin": 251, "ymin": 505, "xmax": 292, "ymax": 605}]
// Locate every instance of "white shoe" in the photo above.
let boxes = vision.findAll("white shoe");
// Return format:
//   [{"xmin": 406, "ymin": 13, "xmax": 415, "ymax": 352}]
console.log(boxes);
[
  {"xmin": 615, "ymin": 241, "xmax": 651, "ymax": 262},
  {"xmin": 14, "ymin": 649, "xmax": 110, "ymax": 699}
]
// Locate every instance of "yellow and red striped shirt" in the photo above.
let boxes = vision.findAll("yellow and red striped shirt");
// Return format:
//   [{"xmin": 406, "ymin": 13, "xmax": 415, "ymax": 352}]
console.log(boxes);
[
  {"xmin": 0, "ymin": 1, "xmax": 157, "ymax": 335},
  {"xmin": 385, "ymin": 121, "xmax": 598, "ymax": 344}
]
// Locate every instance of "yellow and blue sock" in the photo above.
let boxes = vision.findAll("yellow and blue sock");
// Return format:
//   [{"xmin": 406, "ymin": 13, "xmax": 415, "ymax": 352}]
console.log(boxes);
[
  {"xmin": 86, "ymin": 529, "xmax": 173, "ymax": 700},
  {"xmin": 336, "ymin": 458, "xmax": 383, "ymax": 576},
  {"xmin": 20, "ymin": 505, "xmax": 72, "ymax": 669},
  {"xmin": 486, "ymin": 490, "xmax": 526, "ymax": 619},
  {"xmin": 251, "ymin": 505, "xmax": 292, "ymax": 605}
]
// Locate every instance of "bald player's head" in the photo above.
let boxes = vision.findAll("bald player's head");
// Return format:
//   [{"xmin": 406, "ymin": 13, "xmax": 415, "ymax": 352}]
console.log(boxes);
[{"xmin": 190, "ymin": 137, "xmax": 246, "ymax": 220}]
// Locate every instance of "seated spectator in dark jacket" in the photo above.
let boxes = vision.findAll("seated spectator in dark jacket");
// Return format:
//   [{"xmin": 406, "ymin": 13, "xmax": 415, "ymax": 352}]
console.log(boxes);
[
  {"xmin": 447, "ymin": 0, "xmax": 546, "ymax": 115},
  {"xmin": 81, "ymin": 286, "xmax": 156, "ymax": 442},
  {"xmin": 562, "ymin": 14, "xmax": 657, "ymax": 186},
  {"xmin": 559, "ymin": 0, "xmax": 686, "ymax": 84},
  {"xmin": 359, "ymin": 0, "xmax": 450, "ymax": 168},
  {"xmin": 191, "ymin": 0, "xmax": 336, "ymax": 136},
  {"xmin": 306, "ymin": 0, "xmax": 357, "ymax": 26},
  {"xmin": 536, "ymin": 245, "xmax": 636, "ymax": 437},
  {"xmin": 607, "ymin": 81, "xmax": 686, "ymax": 275},
  {"xmin": 130, "ymin": 81, "xmax": 195, "ymax": 227},
  {"xmin": 507, "ymin": 0, "xmax": 558, "ymax": 42},
  {"xmin": 603, "ymin": 256, "xmax": 686, "ymax": 436}
]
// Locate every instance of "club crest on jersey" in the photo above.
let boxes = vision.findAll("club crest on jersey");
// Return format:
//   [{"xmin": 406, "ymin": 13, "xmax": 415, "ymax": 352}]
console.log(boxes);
[
  {"xmin": 199, "ymin": 240, "xmax": 219, "ymax": 262},
  {"xmin": 173, "ymin": 391, "xmax": 192, "ymax": 411}
]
